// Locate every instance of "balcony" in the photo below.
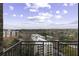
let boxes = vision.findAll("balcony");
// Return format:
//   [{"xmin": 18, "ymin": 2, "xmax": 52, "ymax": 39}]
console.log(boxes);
[{"xmin": 0, "ymin": 40, "xmax": 78, "ymax": 56}]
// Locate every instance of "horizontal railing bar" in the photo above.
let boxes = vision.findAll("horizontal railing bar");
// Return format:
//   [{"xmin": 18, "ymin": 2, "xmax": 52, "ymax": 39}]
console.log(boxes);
[
  {"xmin": 59, "ymin": 43, "xmax": 78, "ymax": 45},
  {"xmin": 21, "ymin": 40, "xmax": 78, "ymax": 42},
  {"xmin": 21, "ymin": 41, "xmax": 78, "ymax": 45},
  {"xmin": 59, "ymin": 42, "xmax": 78, "ymax": 44},
  {"xmin": 21, "ymin": 44, "xmax": 43, "ymax": 45},
  {"xmin": 21, "ymin": 43, "xmax": 78, "ymax": 45}
]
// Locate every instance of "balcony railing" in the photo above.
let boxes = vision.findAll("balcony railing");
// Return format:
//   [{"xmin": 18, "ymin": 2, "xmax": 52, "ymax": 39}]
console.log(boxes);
[{"xmin": 0, "ymin": 41, "xmax": 78, "ymax": 56}]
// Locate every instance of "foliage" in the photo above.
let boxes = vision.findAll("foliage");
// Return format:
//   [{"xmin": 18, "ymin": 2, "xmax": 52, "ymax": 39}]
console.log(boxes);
[
  {"xmin": 3, "ymin": 38, "xmax": 19, "ymax": 49},
  {"xmin": 61, "ymin": 46, "xmax": 78, "ymax": 56},
  {"xmin": 40, "ymin": 32, "xmax": 49, "ymax": 36},
  {"xmin": 59, "ymin": 34, "xmax": 75, "ymax": 41}
]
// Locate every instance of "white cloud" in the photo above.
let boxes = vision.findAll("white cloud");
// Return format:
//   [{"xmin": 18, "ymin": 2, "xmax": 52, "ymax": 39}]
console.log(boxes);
[
  {"xmin": 25, "ymin": 3, "xmax": 51, "ymax": 12},
  {"xmin": 13, "ymin": 14, "xmax": 16, "ymax": 17},
  {"xmin": 38, "ymin": 16, "xmax": 46, "ymax": 20},
  {"xmin": 34, "ymin": 3, "xmax": 51, "ymax": 8},
  {"xmin": 26, "ymin": 3, "xmax": 31, "ymax": 7},
  {"xmin": 55, "ymin": 15, "xmax": 62, "ymax": 19},
  {"xmin": 27, "ymin": 12, "xmax": 63, "ymax": 23},
  {"xmin": 69, "ymin": 3, "xmax": 74, "ymax": 6},
  {"xmin": 47, "ymin": 20, "xmax": 52, "ymax": 23},
  {"xmin": 39, "ymin": 12, "xmax": 53, "ymax": 17},
  {"xmin": 63, "ymin": 3, "xmax": 77, "ymax": 7},
  {"xmin": 25, "ymin": 3, "xmax": 51, "ymax": 9},
  {"xmin": 29, "ymin": 9, "xmax": 38, "ymax": 12},
  {"xmin": 27, "ymin": 16, "xmax": 34, "ymax": 19},
  {"xmin": 63, "ymin": 3, "xmax": 68, "ymax": 6},
  {"xmin": 27, "ymin": 12, "xmax": 53, "ymax": 23},
  {"xmin": 56, "ymin": 10, "xmax": 60, "ymax": 14},
  {"xmin": 63, "ymin": 9, "xmax": 68, "ymax": 14},
  {"xmin": 9, "ymin": 6, "xmax": 14, "ymax": 10},
  {"xmin": 24, "ymin": 3, "xmax": 32, "ymax": 9},
  {"xmin": 20, "ymin": 14, "xmax": 23, "ymax": 17},
  {"xmin": 69, "ymin": 3, "xmax": 77, "ymax": 6},
  {"xmin": 27, "ymin": 16, "xmax": 46, "ymax": 23},
  {"xmin": 38, "ymin": 19, "xmax": 45, "ymax": 23}
]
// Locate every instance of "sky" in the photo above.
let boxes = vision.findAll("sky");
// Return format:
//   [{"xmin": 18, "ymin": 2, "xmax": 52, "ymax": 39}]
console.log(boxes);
[{"xmin": 3, "ymin": 3, "xmax": 78, "ymax": 29}]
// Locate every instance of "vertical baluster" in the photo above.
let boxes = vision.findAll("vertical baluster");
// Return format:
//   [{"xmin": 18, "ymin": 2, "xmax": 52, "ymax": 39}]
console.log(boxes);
[
  {"xmin": 43, "ymin": 41, "xmax": 44, "ymax": 56},
  {"xmin": 15, "ymin": 46, "xmax": 16, "ymax": 56},
  {"xmin": 47, "ymin": 42, "xmax": 49, "ymax": 56},
  {"xmin": 34, "ymin": 44, "xmax": 35, "ymax": 56},
  {"xmin": 71, "ymin": 44, "xmax": 73, "ymax": 56},
  {"xmin": 52, "ymin": 42, "xmax": 54, "ymax": 56},
  {"xmin": 61, "ymin": 44, "xmax": 65, "ymax": 55},
  {"xmin": 75, "ymin": 44, "xmax": 77, "ymax": 56},
  {"xmin": 68, "ymin": 44, "xmax": 69, "ymax": 56},
  {"xmin": 9, "ymin": 49, "xmax": 11, "ymax": 56},
  {"xmin": 30, "ymin": 44, "xmax": 33, "ymax": 56},
  {"xmin": 15, "ymin": 45, "xmax": 18, "ymax": 56},
  {"xmin": 13, "ymin": 47, "xmax": 15, "ymax": 56},
  {"xmin": 19, "ymin": 42, "xmax": 22, "ymax": 56},
  {"xmin": 7, "ymin": 51, "xmax": 9, "ymax": 56},
  {"xmin": 25, "ymin": 43, "xmax": 26, "ymax": 56},
  {"xmin": 63, "ymin": 44, "xmax": 64, "ymax": 56},
  {"xmin": 20, "ymin": 44, "xmax": 24, "ymax": 56},
  {"xmin": 58, "ymin": 41, "xmax": 59, "ymax": 56},
  {"xmin": 37, "ymin": 45, "xmax": 39, "ymax": 56},
  {"xmin": 76, "ymin": 44, "xmax": 77, "ymax": 56},
  {"xmin": 54, "ymin": 42, "xmax": 56, "ymax": 56},
  {"xmin": 68, "ymin": 44, "xmax": 71, "ymax": 56},
  {"xmin": 10, "ymin": 47, "xmax": 13, "ymax": 56},
  {"xmin": 50, "ymin": 43, "xmax": 53, "ymax": 56},
  {"xmin": 28, "ymin": 42, "xmax": 30, "ymax": 56},
  {"xmin": 24, "ymin": 44, "xmax": 25, "ymax": 56},
  {"xmin": 33, "ymin": 44, "xmax": 34, "ymax": 56},
  {"xmin": 17, "ymin": 44, "xmax": 20, "ymax": 56},
  {"xmin": 75, "ymin": 45, "xmax": 76, "ymax": 56}
]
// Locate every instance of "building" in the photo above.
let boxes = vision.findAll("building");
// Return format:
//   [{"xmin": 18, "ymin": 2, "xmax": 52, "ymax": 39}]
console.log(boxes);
[
  {"xmin": 31, "ymin": 34, "xmax": 53, "ymax": 56},
  {"xmin": 3, "ymin": 29, "xmax": 19, "ymax": 40}
]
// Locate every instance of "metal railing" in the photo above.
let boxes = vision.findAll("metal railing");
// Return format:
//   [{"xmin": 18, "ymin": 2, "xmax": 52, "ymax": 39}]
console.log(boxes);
[
  {"xmin": 0, "ymin": 41, "xmax": 78, "ymax": 56},
  {"xmin": 2, "ymin": 41, "xmax": 21, "ymax": 56}
]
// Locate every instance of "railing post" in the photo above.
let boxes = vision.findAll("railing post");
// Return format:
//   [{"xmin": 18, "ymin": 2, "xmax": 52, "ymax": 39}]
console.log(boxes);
[
  {"xmin": 19, "ymin": 41, "xmax": 22, "ymax": 56},
  {"xmin": 58, "ymin": 41, "xmax": 59, "ymax": 56},
  {"xmin": 28, "ymin": 44, "xmax": 30, "ymax": 56},
  {"xmin": 43, "ymin": 41, "xmax": 44, "ymax": 56},
  {"xmin": 0, "ymin": 51, "xmax": 3, "ymax": 56}
]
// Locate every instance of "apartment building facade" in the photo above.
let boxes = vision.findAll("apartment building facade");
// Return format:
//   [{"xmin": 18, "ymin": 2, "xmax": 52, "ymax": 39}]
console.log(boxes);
[{"xmin": 3, "ymin": 29, "xmax": 19, "ymax": 40}]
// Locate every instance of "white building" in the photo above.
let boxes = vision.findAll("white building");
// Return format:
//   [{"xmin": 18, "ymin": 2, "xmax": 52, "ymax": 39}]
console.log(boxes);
[
  {"xmin": 31, "ymin": 34, "xmax": 53, "ymax": 56},
  {"xmin": 3, "ymin": 29, "xmax": 19, "ymax": 39}
]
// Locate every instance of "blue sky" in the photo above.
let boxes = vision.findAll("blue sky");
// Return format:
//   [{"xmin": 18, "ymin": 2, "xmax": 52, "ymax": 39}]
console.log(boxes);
[{"xmin": 3, "ymin": 3, "xmax": 78, "ymax": 29}]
